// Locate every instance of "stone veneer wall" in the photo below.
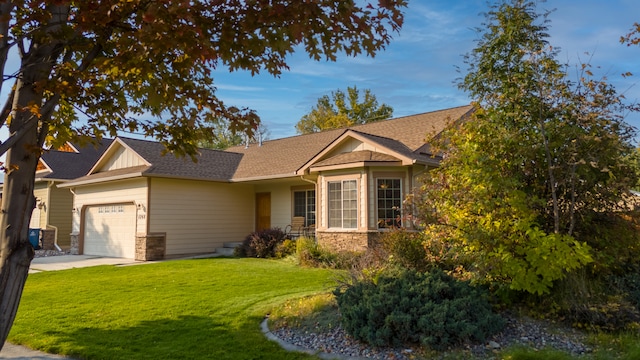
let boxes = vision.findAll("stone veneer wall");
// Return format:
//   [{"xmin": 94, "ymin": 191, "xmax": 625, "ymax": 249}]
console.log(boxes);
[
  {"xmin": 316, "ymin": 231, "xmax": 383, "ymax": 252},
  {"xmin": 70, "ymin": 233, "xmax": 79, "ymax": 255},
  {"xmin": 41, "ymin": 229, "xmax": 56, "ymax": 250},
  {"xmin": 135, "ymin": 233, "xmax": 166, "ymax": 261}
]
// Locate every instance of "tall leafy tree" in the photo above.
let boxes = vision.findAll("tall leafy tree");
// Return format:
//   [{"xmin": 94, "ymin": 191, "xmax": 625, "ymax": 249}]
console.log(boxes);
[
  {"xmin": 295, "ymin": 86, "xmax": 393, "ymax": 134},
  {"xmin": 199, "ymin": 121, "xmax": 270, "ymax": 150},
  {"xmin": 418, "ymin": 0, "xmax": 637, "ymax": 294},
  {"xmin": 0, "ymin": 0, "xmax": 407, "ymax": 347}
]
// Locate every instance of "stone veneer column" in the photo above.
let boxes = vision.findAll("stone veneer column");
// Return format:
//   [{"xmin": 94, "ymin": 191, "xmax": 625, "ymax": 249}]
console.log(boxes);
[
  {"xmin": 135, "ymin": 233, "xmax": 166, "ymax": 261},
  {"xmin": 40, "ymin": 229, "xmax": 56, "ymax": 250},
  {"xmin": 70, "ymin": 233, "xmax": 79, "ymax": 255}
]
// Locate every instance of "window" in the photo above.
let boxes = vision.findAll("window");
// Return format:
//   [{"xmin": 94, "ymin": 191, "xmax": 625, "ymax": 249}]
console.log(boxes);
[
  {"xmin": 293, "ymin": 190, "xmax": 315, "ymax": 226},
  {"xmin": 328, "ymin": 180, "xmax": 357, "ymax": 228},
  {"xmin": 377, "ymin": 178, "xmax": 402, "ymax": 228}
]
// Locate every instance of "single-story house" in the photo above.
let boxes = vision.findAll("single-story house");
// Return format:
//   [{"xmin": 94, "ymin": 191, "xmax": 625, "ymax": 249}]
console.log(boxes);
[
  {"xmin": 60, "ymin": 105, "xmax": 474, "ymax": 260},
  {"xmin": 12, "ymin": 139, "xmax": 112, "ymax": 249}
]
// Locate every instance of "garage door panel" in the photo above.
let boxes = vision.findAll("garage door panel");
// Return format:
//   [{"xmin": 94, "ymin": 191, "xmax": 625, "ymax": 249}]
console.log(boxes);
[{"xmin": 84, "ymin": 204, "xmax": 136, "ymax": 258}]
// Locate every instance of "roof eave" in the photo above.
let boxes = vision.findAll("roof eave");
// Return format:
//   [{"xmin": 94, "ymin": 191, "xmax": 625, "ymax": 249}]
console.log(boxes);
[
  {"xmin": 58, "ymin": 172, "xmax": 145, "ymax": 188},
  {"xmin": 309, "ymin": 161, "xmax": 403, "ymax": 173},
  {"xmin": 142, "ymin": 173, "xmax": 231, "ymax": 183},
  {"xmin": 231, "ymin": 173, "xmax": 300, "ymax": 182}
]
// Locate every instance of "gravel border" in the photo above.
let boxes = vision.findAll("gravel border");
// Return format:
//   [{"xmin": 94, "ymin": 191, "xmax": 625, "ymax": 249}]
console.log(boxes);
[{"xmin": 266, "ymin": 311, "xmax": 592, "ymax": 359}]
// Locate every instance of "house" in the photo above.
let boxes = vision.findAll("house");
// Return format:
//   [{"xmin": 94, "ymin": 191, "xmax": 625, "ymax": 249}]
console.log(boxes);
[
  {"xmin": 60, "ymin": 105, "xmax": 474, "ymax": 260},
  {"xmin": 26, "ymin": 139, "xmax": 112, "ymax": 249}
]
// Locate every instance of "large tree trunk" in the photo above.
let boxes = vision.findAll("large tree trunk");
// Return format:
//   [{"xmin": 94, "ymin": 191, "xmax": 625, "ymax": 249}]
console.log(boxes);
[
  {"xmin": 0, "ymin": 80, "xmax": 42, "ymax": 350},
  {"xmin": 0, "ymin": 4, "xmax": 68, "ymax": 349}
]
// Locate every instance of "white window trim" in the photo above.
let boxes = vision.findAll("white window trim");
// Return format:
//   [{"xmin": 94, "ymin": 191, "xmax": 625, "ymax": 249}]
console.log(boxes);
[{"xmin": 327, "ymin": 178, "xmax": 359, "ymax": 230}]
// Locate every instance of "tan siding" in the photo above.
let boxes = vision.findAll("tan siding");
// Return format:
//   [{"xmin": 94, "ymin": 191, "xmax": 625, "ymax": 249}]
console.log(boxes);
[
  {"xmin": 47, "ymin": 185, "xmax": 74, "ymax": 247},
  {"xmin": 32, "ymin": 185, "xmax": 48, "ymax": 229},
  {"xmin": 149, "ymin": 178, "xmax": 254, "ymax": 256},
  {"xmin": 332, "ymin": 138, "xmax": 389, "ymax": 156},
  {"xmin": 72, "ymin": 178, "xmax": 148, "ymax": 235},
  {"xmin": 101, "ymin": 146, "xmax": 146, "ymax": 171}
]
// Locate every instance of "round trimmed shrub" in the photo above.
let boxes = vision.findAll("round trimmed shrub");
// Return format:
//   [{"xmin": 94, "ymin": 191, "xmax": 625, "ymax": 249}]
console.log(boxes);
[
  {"xmin": 334, "ymin": 269, "xmax": 504, "ymax": 349},
  {"xmin": 235, "ymin": 228, "xmax": 287, "ymax": 258}
]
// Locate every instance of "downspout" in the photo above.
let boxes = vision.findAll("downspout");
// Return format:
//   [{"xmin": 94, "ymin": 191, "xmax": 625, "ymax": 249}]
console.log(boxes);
[
  {"xmin": 300, "ymin": 175, "xmax": 316, "ymax": 186},
  {"xmin": 47, "ymin": 182, "xmax": 62, "ymax": 251},
  {"xmin": 69, "ymin": 187, "xmax": 78, "ymax": 252}
]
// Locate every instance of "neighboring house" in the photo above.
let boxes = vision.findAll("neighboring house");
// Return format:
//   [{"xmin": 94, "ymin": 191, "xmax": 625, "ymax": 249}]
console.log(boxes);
[
  {"xmin": 28, "ymin": 139, "xmax": 112, "ymax": 249},
  {"xmin": 61, "ymin": 105, "xmax": 474, "ymax": 260}
]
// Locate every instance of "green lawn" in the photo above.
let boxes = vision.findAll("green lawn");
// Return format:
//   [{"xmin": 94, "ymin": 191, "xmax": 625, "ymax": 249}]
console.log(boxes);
[{"xmin": 9, "ymin": 257, "xmax": 336, "ymax": 359}]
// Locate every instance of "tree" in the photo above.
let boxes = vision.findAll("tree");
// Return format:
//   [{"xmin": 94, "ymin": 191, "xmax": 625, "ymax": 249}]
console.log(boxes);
[
  {"xmin": 199, "ymin": 120, "xmax": 270, "ymax": 150},
  {"xmin": 0, "ymin": 0, "xmax": 407, "ymax": 348},
  {"xmin": 417, "ymin": 0, "xmax": 637, "ymax": 294},
  {"xmin": 295, "ymin": 86, "xmax": 393, "ymax": 134}
]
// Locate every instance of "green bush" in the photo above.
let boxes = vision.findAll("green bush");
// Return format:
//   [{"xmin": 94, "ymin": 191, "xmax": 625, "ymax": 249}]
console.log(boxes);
[
  {"xmin": 275, "ymin": 239, "xmax": 297, "ymax": 258},
  {"xmin": 334, "ymin": 269, "xmax": 504, "ymax": 350},
  {"xmin": 235, "ymin": 228, "xmax": 287, "ymax": 258},
  {"xmin": 295, "ymin": 237, "xmax": 361, "ymax": 269},
  {"xmin": 528, "ymin": 269, "xmax": 640, "ymax": 332},
  {"xmin": 379, "ymin": 229, "xmax": 430, "ymax": 271}
]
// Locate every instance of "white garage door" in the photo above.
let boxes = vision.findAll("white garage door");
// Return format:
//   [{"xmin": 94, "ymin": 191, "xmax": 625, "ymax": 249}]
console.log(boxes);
[{"xmin": 84, "ymin": 204, "xmax": 136, "ymax": 258}]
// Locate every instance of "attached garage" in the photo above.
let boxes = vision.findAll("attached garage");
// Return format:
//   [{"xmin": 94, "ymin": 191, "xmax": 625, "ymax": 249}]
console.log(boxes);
[{"xmin": 83, "ymin": 203, "xmax": 136, "ymax": 258}]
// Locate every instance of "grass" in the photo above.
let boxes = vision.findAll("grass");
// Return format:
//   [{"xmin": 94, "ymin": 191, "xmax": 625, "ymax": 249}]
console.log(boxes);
[
  {"xmin": 269, "ymin": 293, "xmax": 340, "ymax": 333},
  {"xmin": 8, "ymin": 257, "xmax": 337, "ymax": 360}
]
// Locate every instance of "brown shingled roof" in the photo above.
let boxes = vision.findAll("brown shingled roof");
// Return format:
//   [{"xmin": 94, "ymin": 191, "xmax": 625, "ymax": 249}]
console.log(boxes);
[
  {"xmin": 311, "ymin": 150, "xmax": 400, "ymax": 168},
  {"xmin": 61, "ymin": 105, "xmax": 473, "ymax": 186},
  {"xmin": 229, "ymin": 105, "xmax": 473, "ymax": 180}
]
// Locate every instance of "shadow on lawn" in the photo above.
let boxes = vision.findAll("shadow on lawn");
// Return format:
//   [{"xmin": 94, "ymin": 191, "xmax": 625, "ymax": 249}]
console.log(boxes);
[{"xmin": 57, "ymin": 315, "xmax": 307, "ymax": 360}]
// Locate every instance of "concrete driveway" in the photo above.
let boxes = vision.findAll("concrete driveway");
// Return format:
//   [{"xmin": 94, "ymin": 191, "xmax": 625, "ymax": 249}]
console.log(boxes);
[{"xmin": 29, "ymin": 255, "xmax": 140, "ymax": 273}]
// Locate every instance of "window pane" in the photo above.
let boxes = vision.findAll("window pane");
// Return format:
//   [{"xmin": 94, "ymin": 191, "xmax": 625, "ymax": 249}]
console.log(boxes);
[
  {"xmin": 294, "ymin": 191, "xmax": 306, "ymax": 217},
  {"xmin": 377, "ymin": 178, "xmax": 402, "ymax": 228},
  {"xmin": 343, "ymin": 180, "xmax": 357, "ymax": 228},
  {"xmin": 307, "ymin": 190, "xmax": 316, "ymax": 226},
  {"xmin": 328, "ymin": 182, "xmax": 342, "ymax": 228}
]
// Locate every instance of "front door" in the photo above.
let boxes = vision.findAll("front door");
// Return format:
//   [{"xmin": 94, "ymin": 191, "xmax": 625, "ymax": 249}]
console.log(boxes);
[{"xmin": 255, "ymin": 192, "xmax": 271, "ymax": 231}]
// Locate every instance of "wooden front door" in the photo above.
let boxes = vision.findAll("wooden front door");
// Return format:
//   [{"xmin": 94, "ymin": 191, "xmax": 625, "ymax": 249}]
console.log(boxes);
[{"xmin": 255, "ymin": 192, "xmax": 271, "ymax": 231}]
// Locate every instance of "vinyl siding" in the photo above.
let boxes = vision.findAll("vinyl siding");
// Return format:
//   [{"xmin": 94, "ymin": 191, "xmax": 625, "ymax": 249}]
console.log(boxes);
[
  {"xmin": 72, "ymin": 178, "xmax": 148, "ymax": 235},
  {"xmin": 148, "ymin": 178, "xmax": 254, "ymax": 256},
  {"xmin": 47, "ymin": 184, "xmax": 73, "ymax": 247},
  {"xmin": 32, "ymin": 184, "xmax": 48, "ymax": 229},
  {"xmin": 101, "ymin": 146, "xmax": 146, "ymax": 171},
  {"xmin": 332, "ymin": 138, "xmax": 387, "ymax": 155}
]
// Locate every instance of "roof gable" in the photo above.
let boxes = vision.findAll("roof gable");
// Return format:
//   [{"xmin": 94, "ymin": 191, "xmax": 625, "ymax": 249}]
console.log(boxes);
[
  {"xmin": 65, "ymin": 137, "xmax": 244, "ymax": 186},
  {"xmin": 229, "ymin": 105, "xmax": 473, "ymax": 180},
  {"xmin": 297, "ymin": 130, "xmax": 415, "ymax": 174},
  {"xmin": 36, "ymin": 138, "xmax": 112, "ymax": 181}
]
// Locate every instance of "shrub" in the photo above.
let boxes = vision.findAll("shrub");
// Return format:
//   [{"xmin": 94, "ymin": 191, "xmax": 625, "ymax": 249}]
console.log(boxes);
[
  {"xmin": 530, "ymin": 268, "xmax": 640, "ymax": 332},
  {"xmin": 296, "ymin": 237, "xmax": 362, "ymax": 269},
  {"xmin": 275, "ymin": 239, "xmax": 297, "ymax": 258},
  {"xmin": 334, "ymin": 269, "xmax": 504, "ymax": 350},
  {"xmin": 235, "ymin": 228, "xmax": 287, "ymax": 258},
  {"xmin": 379, "ymin": 229, "xmax": 430, "ymax": 272}
]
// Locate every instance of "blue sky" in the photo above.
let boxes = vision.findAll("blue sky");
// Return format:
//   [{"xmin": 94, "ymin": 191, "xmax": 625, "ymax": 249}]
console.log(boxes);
[
  {"xmin": 209, "ymin": 0, "xmax": 640, "ymax": 141},
  {"xmin": 1, "ymin": 1, "xmax": 639, "ymax": 145}
]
